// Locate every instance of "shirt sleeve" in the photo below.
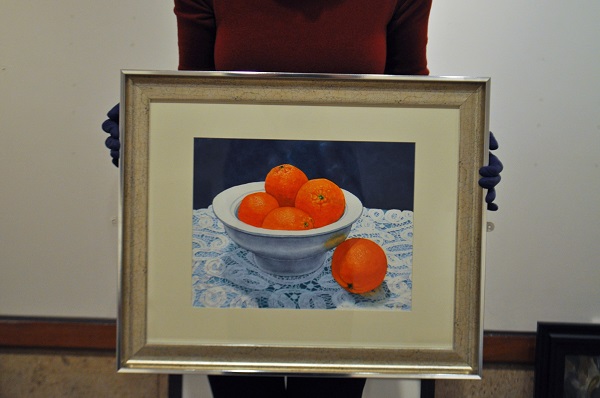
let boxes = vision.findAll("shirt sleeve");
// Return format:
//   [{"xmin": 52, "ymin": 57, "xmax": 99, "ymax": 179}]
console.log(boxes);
[
  {"xmin": 174, "ymin": 0, "xmax": 217, "ymax": 71},
  {"xmin": 385, "ymin": 0, "xmax": 432, "ymax": 75}
]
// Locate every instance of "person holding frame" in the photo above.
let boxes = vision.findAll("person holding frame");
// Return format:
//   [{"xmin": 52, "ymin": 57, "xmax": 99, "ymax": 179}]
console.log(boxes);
[{"xmin": 102, "ymin": 1, "xmax": 502, "ymax": 396}]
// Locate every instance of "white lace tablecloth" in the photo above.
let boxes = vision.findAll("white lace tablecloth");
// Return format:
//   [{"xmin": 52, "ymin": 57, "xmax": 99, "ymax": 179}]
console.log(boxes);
[{"xmin": 192, "ymin": 207, "xmax": 413, "ymax": 310}]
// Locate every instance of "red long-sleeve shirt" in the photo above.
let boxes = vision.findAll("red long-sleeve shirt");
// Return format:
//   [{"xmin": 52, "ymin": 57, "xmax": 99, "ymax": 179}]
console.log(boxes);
[{"xmin": 174, "ymin": 0, "xmax": 431, "ymax": 75}]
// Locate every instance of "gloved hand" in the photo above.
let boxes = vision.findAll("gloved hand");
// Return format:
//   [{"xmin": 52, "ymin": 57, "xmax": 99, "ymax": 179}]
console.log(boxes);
[
  {"xmin": 479, "ymin": 132, "xmax": 503, "ymax": 211},
  {"xmin": 101, "ymin": 103, "xmax": 120, "ymax": 167}
]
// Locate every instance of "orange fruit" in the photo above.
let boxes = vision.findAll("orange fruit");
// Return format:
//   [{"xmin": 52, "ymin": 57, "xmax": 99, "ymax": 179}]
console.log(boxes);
[
  {"xmin": 294, "ymin": 178, "xmax": 346, "ymax": 228},
  {"xmin": 331, "ymin": 238, "xmax": 388, "ymax": 294},
  {"xmin": 237, "ymin": 192, "xmax": 280, "ymax": 227},
  {"xmin": 264, "ymin": 164, "xmax": 309, "ymax": 207},
  {"xmin": 261, "ymin": 207, "xmax": 314, "ymax": 230}
]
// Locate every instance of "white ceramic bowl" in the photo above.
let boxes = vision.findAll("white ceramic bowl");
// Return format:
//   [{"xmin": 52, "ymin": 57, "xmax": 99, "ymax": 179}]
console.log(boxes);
[{"xmin": 212, "ymin": 182, "xmax": 363, "ymax": 276}]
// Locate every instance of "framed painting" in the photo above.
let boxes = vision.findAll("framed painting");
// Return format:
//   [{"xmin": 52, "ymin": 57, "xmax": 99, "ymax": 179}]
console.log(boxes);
[
  {"xmin": 118, "ymin": 71, "xmax": 490, "ymax": 378},
  {"xmin": 534, "ymin": 322, "xmax": 600, "ymax": 397}
]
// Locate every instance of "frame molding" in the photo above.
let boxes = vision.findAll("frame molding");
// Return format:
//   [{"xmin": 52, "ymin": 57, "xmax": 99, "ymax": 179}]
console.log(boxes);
[{"xmin": 119, "ymin": 71, "xmax": 489, "ymax": 377}]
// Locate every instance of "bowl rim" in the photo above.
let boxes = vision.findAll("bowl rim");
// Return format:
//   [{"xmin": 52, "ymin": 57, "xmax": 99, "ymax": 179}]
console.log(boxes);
[{"xmin": 212, "ymin": 181, "xmax": 363, "ymax": 237}]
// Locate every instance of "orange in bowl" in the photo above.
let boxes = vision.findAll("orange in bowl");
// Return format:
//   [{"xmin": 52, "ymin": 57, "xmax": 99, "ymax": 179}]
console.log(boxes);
[
  {"xmin": 261, "ymin": 207, "xmax": 314, "ymax": 230},
  {"xmin": 295, "ymin": 178, "xmax": 346, "ymax": 228},
  {"xmin": 237, "ymin": 192, "xmax": 280, "ymax": 227},
  {"xmin": 265, "ymin": 164, "xmax": 308, "ymax": 207}
]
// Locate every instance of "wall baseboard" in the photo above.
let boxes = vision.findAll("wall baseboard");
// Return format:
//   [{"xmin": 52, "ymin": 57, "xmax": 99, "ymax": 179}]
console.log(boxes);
[
  {"xmin": 0, "ymin": 317, "xmax": 536, "ymax": 365},
  {"xmin": 0, "ymin": 317, "xmax": 116, "ymax": 351}
]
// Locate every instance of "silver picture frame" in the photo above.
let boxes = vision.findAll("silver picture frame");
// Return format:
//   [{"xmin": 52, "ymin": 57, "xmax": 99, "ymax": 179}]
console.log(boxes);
[{"xmin": 118, "ymin": 70, "xmax": 489, "ymax": 378}]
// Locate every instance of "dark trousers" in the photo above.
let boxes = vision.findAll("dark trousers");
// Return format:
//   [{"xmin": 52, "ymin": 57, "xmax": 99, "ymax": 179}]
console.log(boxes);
[{"xmin": 208, "ymin": 375, "xmax": 366, "ymax": 398}]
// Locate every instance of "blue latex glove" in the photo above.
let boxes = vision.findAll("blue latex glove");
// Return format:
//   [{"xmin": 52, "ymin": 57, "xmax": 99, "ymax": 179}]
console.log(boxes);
[
  {"xmin": 101, "ymin": 103, "xmax": 120, "ymax": 167},
  {"xmin": 479, "ymin": 132, "xmax": 503, "ymax": 211}
]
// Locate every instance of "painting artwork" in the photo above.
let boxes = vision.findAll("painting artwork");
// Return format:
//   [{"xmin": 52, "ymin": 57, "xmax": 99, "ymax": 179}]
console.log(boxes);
[
  {"xmin": 563, "ymin": 355, "xmax": 600, "ymax": 398},
  {"xmin": 192, "ymin": 137, "xmax": 415, "ymax": 310},
  {"xmin": 535, "ymin": 322, "xmax": 600, "ymax": 398},
  {"xmin": 119, "ymin": 71, "xmax": 488, "ymax": 375}
]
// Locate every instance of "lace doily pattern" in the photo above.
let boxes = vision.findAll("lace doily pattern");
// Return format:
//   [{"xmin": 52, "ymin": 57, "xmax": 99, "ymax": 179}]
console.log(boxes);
[{"xmin": 192, "ymin": 207, "xmax": 413, "ymax": 310}]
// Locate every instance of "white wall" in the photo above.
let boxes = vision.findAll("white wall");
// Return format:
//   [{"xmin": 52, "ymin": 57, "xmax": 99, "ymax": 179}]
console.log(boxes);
[
  {"xmin": 2, "ymin": 1, "xmax": 599, "ymax": 396},
  {"xmin": 1, "ymin": 0, "xmax": 177, "ymax": 318},
  {"xmin": 427, "ymin": 1, "xmax": 600, "ymax": 331}
]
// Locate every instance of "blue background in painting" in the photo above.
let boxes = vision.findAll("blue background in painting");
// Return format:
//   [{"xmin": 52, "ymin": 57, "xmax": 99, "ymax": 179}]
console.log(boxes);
[{"xmin": 193, "ymin": 138, "xmax": 415, "ymax": 211}]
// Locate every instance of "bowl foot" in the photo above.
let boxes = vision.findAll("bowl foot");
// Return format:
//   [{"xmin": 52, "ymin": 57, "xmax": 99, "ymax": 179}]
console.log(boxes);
[{"xmin": 252, "ymin": 252, "xmax": 327, "ymax": 276}]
